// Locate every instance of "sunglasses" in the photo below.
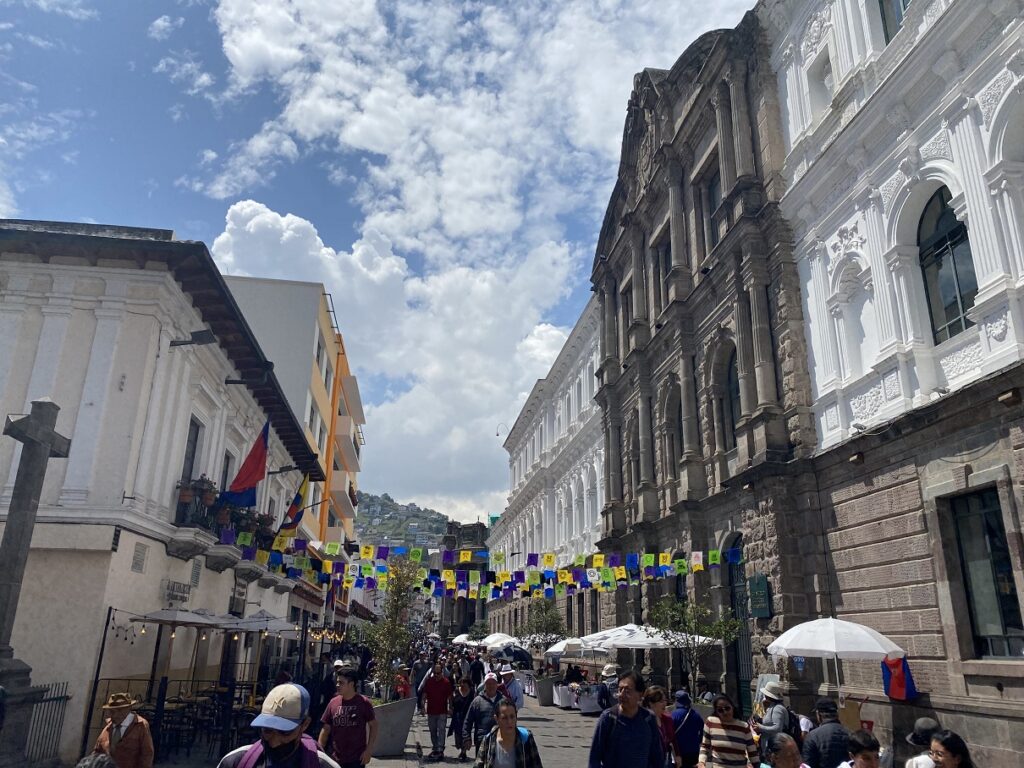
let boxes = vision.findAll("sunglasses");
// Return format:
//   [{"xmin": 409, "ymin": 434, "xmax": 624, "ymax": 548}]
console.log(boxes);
[{"xmin": 716, "ymin": 706, "xmax": 732, "ymax": 713}]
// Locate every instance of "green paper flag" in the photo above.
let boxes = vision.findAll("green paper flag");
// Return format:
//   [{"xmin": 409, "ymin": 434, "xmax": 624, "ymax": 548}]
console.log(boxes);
[
  {"xmin": 674, "ymin": 559, "xmax": 688, "ymax": 575},
  {"xmin": 323, "ymin": 541, "xmax": 340, "ymax": 556},
  {"xmin": 641, "ymin": 553, "xmax": 656, "ymax": 567},
  {"xmin": 410, "ymin": 548, "xmax": 423, "ymax": 562}
]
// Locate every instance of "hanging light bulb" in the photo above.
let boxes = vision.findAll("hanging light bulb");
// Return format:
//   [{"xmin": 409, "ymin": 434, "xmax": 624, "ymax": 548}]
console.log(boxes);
[
  {"xmin": 171, "ymin": 629, "xmax": 177, "ymax": 639},
  {"xmin": 140, "ymin": 624, "xmax": 147, "ymax": 635},
  {"xmin": 233, "ymin": 633, "xmax": 240, "ymax": 641},
  {"xmin": 201, "ymin": 632, "xmax": 207, "ymax": 641}
]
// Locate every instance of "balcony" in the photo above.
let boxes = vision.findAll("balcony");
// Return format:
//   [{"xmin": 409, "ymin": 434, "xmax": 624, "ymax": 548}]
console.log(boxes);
[
  {"xmin": 341, "ymin": 375, "xmax": 365, "ymax": 425},
  {"xmin": 173, "ymin": 477, "xmax": 277, "ymax": 556},
  {"xmin": 334, "ymin": 416, "xmax": 361, "ymax": 472},
  {"xmin": 330, "ymin": 474, "xmax": 356, "ymax": 519}
]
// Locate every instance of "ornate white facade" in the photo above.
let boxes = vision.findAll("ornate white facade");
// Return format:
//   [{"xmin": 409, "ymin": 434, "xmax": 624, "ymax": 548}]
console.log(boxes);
[
  {"xmin": 490, "ymin": 297, "xmax": 603, "ymax": 570},
  {"xmin": 757, "ymin": 0, "xmax": 1024, "ymax": 448}
]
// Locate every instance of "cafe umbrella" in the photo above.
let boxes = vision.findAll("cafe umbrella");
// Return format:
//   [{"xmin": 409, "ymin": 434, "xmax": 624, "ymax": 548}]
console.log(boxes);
[{"xmin": 131, "ymin": 608, "xmax": 225, "ymax": 694}]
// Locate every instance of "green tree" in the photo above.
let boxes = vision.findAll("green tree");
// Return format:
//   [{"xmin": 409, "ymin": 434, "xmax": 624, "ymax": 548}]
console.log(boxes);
[
  {"xmin": 467, "ymin": 619, "xmax": 490, "ymax": 641},
  {"xmin": 521, "ymin": 598, "xmax": 567, "ymax": 651},
  {"xmin": 648, "ymin": 593, "xmax": 743, "ymax": 693},
  {"xmin": 365, "ymin": 556, "xmax": 419, "ymax": 698}
]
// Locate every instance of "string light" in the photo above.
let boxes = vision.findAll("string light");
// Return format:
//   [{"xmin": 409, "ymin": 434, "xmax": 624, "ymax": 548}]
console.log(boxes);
[
  {"xmin": 170, "ymin": 629, "xmax": 176, "ymax": 639},
  {"xmin": 200, "ymin": 632, "xmax": 207, "ymax": 641},
  {"xmin": 233, "ymin": 633, "xmax": 240, "ymax": 641},
  {"xmin": 140, "ymin": 624, "xmax": 147, "ymax": 635}
]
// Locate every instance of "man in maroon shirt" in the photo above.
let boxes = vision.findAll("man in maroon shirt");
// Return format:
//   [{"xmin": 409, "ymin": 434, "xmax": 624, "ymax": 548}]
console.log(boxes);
[
  {"xmin": 419, "ymin": 662, "xmax": 453, "ymax": 761},
  {"xmin": 319, "ymin": 668, "xmax": 378, "ymax": 767}
]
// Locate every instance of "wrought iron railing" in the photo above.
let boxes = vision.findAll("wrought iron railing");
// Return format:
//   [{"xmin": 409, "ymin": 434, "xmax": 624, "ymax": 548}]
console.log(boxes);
[{"xmin": 25, "ymin": 681, "xmax": 71, "ymax": 766}]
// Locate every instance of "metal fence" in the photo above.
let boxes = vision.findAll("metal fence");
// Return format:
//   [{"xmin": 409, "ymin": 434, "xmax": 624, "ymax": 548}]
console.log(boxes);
[{"xmin": 25, "ymin": 681, "xmax": 71, "ymax": 767}]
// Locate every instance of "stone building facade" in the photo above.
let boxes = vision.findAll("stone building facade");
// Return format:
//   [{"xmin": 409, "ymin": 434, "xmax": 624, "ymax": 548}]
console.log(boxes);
[
  {"xmin": 590, "ymin": 10, "xmax": 817, "ymax": 711},
  {"xmin": 751, "ymin": 0, "xmax": 1024, "ymax": 763},
  {"xmin": 487, "ymin": 297, "xmax": 608, "ymax": 638}
]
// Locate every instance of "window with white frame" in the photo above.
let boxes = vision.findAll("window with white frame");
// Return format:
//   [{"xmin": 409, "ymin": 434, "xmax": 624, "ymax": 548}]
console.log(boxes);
[
  {"xmin": 879, "ymin": 0, "xmax": 912, "ymax": 44},
  {"xmin": 918, "ymin": 187, "xmax": 977, "ymax": 344}
]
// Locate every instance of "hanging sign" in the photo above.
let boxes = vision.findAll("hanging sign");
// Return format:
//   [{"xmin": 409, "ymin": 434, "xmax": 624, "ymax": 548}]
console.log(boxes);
[{"xmin": 748, "ymin": 573, "xmax": 772, "ymax": 618}]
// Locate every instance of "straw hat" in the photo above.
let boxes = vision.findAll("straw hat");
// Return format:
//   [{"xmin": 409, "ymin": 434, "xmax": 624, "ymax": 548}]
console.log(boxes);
[
  {"xmin": 760, "ymin": 681, "xmax": 784, "ymax": 701},
  {"xmin": 102, "ymin": 692, "xmax": 136, "ymax": 710},
  {"xmin": 601, "ymin": 663, "xmax": 619, "ymax": 680}
]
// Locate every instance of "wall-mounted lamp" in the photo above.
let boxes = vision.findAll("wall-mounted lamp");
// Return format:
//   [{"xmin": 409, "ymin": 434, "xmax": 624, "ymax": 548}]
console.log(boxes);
[
  {"xmin": 849, "ymin": 452, "xmax": 864, "ymax": 464},
  {"xmin": 268, "ymin": 465, "xmax": 297, "ymax": 476},
  {"xmin": 998, "ymin": 388, "xmax": 1021, "ymax": 406},
  {"xmin": 496, "ymin": 422, "xmax": 510, "ymax": 438},
  {"xmin": 169, "ymin": 329, "xmax": 217, "ymax": 348}
]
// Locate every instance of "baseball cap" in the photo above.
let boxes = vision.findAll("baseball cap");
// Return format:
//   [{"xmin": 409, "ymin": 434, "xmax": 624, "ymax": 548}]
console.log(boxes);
[
  {"xmin": 484, "ymin": 672, "xmax": 498, "ymax": 682},
  {"xmin": 251, "ymin": 684, "xmax": 310, "ymax": 731},
  {"xmin": 813, "ymin": 697, "xmax": 838, "ymax": 714},
  {"xmin": 332, "ymin": 659, "xmax": 344, "ymax": 668}
]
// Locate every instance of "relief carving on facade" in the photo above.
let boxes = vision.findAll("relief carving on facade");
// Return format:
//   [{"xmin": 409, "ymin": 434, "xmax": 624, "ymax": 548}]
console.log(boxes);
[
  {"xmin": 879, "ymin": 169, "xmax": 906, "ymax": 213},
  {"xmin": 849, "ymin": 380, "xmax": 884, "ymax": 421},
  {"xmin": 824, "ymin": 403, "xmax": 839, "ymax": 431},
  {"xmin": 829, "ymin": 223, "xmax": 866, "ymax": 265},
  {"xmin": 985, "ymin": 311, "xmax": 1010, "ymax": 343},
  {"xmin": 920, "ymin": 128, "xmax": 952, "ymax": 162},
  {"xmin": 939, "ymin": 339, "xmax": 983, "ymax": 380},
  {"xmin": 977, "ymin": 69, "xmax": 1016, "ymax": 127},
  {"xmin": 882, "ymin": 369, "xmax": 901, "ymax": 401},
  {"xmin": 800, "ymin": 5, "xmax": 832, "ymax": 59}
]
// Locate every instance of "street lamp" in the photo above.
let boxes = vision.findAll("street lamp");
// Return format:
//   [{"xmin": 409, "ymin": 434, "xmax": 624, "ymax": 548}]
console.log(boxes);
[
  {"xmin": 169, "ymin": 329, "xmax": 217, "ymax": 347},
  {"xmin": 495, "ymin": 422, "xmax": 509, "ymax": 437}
]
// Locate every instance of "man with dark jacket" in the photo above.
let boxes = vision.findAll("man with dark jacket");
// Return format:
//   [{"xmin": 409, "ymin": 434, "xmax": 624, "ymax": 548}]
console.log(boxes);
[
  {"xmin": 461, "ymin": 674, "xmax": 505, "ymax": 755},
  {"xmin": 802, "ymin": 698, "xmax": 849, "ymax": 768},
  {"xmin": 671, "ymin": 691, "xmax": 703, "ymax": 768},
  {"xmin": 588, "ymin": 671, "xmax": 664, "ymax": 768}
]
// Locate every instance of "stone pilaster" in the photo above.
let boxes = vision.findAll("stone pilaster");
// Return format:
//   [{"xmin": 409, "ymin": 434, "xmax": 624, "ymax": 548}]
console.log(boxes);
[
  {"xmin": 727, "ymin": 61, "xmax": 755, "ymax": 180},
  {"xmin": 711, "ymin": 84, "xmax": 737, "ymax": 192}
]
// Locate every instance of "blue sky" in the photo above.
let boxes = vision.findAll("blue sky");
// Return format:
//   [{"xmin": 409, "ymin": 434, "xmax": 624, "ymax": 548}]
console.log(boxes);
[{"xmin": 1, "ymin": 0, "xmax": 749, "ymax": 521}]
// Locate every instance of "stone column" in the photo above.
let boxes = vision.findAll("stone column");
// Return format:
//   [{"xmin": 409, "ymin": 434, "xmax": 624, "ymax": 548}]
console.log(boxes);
[
  {"xmin": 685, "ymin": 148, "xmax": 706, "ymax": 273},
  {"xmin": 638, "ymin": 393, "xmax": 655, "ymax": 487},
  {"xmin": 607, "ymin": 422, "xmax": 623, "ymax": 502},
  {"xmin": 726, "ymin": 62, "xmax": 755, "ymax": 180},
  {"xmin": 711, "ymin": 395, "xmax": 726, "ymax": 454},
  {"xmin": 648, "ymin": 238, "xmax": 663, "ymax": 319},
  {"xmin": 808, "ymin": 241, "xmax": 841, "ymax": 385},
  {"xmin": 742, "ymin": 253, "xmax": 779, "ymax": 408},
  {"xmin": 990, "ymin": 169, "xmax": 1024, "ymax": 283},
  {"xmin": 666, "ymin": 159, "xmax": 693, "ymax": 301},
  {"xmin": 680, "ymin": 356, "xmax": 701, "ymax": 457},
  {"xmin": 734, "ymin": 293, "xmax": 756, "ymax": 417},
  {"xmin": 711, "ymin": 85, "xmax": 737, "ymax": 191},
  {"xmin": 601, "ymin": 280, "xmax": 618, "ymax": 361},
  {"xmin": 630, "ymin": 224, "xmax": 648, "ymax": 323},
  {"xmin": 857, "ymin": 191, "xmax": 899, "ymax": 355},
  {"xmin": 699, "ymin": 186, "xmax": 714, "ymax": 258}
]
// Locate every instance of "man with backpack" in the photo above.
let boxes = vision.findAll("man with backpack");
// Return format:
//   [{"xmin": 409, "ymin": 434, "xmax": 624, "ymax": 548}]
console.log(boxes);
[
  {"xmin": 671, "ymin": 691, "xmax": 704, "ymax": 768},
  {"xmin": 462, "ymin": 673, "xmax": 506, "ymax": 756},
  {"xmin": 588, "ymin": 670, "xmax": 665, "ymax": 768},
  {"xmin": 754, "ymin": 682, "xmax": 802, "ymax": 761},
  {"xmin": 216, "ymin": 683, "xmax": 341, "ymax": 768}
]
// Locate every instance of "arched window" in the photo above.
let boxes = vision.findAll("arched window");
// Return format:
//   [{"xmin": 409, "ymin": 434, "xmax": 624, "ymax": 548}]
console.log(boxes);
[
  {"xmin": 724, "ymin": 349, "xmax": 741, "ymax": 450},
  {"xmin": 919, "ymin": 186, "xmax": 977, "ymax": 344}
]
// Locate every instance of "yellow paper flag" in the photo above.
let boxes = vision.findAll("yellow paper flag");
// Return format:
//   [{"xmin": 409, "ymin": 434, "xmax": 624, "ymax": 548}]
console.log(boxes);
[
  {"xmin": 542, "ymin": 553, "xmax": 556, "ymax": 568},
  {"xmin": 557, "ymin": 569, "xmax": 570, "ymax": 584},
  {"xmin": 255, "ymin": 550, "xmax": 270, "ymax": 566},
  {"xmin": 659, "ymin": 552, "xmax": 671, "ymax": 567},
  {"xmin": 459, "ymin": 550, "xmax": 471, "ymax": 563},
  {"xmin": 272, "ymin": 534, "xmax": 289, "ymax": 552},
  {"xmin": 442, "ymin": 569, "xmax": 455, "ymax": 584},
  {"xmin": 592, "ymin": 554, "xmax": 605, "ymax": 568},
  {"xmin": 614, "ymin": 566, "xmax": 627, "ymax": 580},
  {"xmin": 359, "ymin": 544, "xmax": 374, "ymax": 560}
]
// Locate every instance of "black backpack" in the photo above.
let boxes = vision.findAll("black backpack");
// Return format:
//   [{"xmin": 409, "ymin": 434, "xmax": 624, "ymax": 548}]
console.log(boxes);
[{"xmin": 783, "ymin": 706, "xmax": 804, "ymax": 746}]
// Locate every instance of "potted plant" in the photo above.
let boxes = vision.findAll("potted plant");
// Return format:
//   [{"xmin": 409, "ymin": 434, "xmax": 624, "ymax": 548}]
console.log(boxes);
[
  {"xmin": 177, "ymin": 482, "xmax": 195, "ymax": 504},
  {"xmin": 365, "ymin": 555, "xmax": 419, "ymax": 757}
]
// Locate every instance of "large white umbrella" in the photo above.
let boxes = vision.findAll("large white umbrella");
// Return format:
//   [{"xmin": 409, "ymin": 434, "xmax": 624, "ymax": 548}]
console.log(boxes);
[
  {"xmin": 451, "ymin": 633, "xmax": 471, "ymax": 645},
  {"xmin": 597, "ymin": 624, "xmax": 675, "ymax": 650},
  {"xmin": 767, "ymin": 617, "xmax": 906, "ymax": 690},
  {"xmin": 579, "ymin": 623, "xmax": 638, "ymax": 649},
  {"xmin": 222, "ymin": 609, "xmax": 297, "ymax": 634},
  {"xmin": 482, "ymin": 632, "xmax": 516, "ymax": 651},
  {"xmin": 544, "ymin": 637, "xmax": 583, "ymax": 655},
  {"xmin": 131, "ymin": 608, "xmax": 224, "ymax": 628}
]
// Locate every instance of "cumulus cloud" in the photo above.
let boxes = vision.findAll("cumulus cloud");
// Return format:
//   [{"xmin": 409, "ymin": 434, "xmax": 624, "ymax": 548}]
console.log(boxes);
[
  {"xmin": 154, "ymin": 50, "xmax": 214, "ymax": 95},
  {"xmin": 199, "ymin": 0, "xmax": 750, "ymax": 519},
  {"xmin": 9, "ymin": 0, "xmax": 96, "ymax": 20},
  {"xmin": 148, "ymin": 15, "xmax": 184, "ymax": 40}
]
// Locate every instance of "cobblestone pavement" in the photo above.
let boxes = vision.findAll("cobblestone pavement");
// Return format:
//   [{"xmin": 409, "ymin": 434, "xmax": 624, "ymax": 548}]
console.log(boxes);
[{"xmin": 369, "ymin": 697, "xmax": 597, "ymax": 768}]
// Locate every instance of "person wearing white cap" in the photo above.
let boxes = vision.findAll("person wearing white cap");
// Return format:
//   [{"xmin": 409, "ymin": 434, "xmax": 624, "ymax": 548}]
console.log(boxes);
[
  {"xmin": 499, "ymin": 665, "xmax": 524, "ymax": 711},
  {"xmin": 216, "ymin": 683, "xmax": 341, "ymax": 768}
]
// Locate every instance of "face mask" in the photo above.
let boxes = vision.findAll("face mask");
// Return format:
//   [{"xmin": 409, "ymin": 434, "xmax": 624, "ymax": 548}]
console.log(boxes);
[{"xmin": 263, "ymin": 736, "xmax": 300, "ymax": 763}]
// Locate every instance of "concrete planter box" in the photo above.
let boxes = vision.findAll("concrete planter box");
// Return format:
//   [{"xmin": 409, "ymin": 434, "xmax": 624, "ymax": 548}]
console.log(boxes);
[
  {"xmin": 371, "ymin": 697, "xmax": 417, "ymax": 758},
  {"xmin": 534, "ymin": 676, "xmax": 560, "ymax": 707}
]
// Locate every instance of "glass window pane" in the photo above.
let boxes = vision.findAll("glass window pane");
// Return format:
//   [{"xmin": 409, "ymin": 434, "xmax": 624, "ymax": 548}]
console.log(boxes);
[
  {"xmin": 952, "ymin": 238, "xmax": 978, "ymax": 312},
  {"xmin": 957, "ymin": 511, "xmax": 1004, "ymax": 637}
]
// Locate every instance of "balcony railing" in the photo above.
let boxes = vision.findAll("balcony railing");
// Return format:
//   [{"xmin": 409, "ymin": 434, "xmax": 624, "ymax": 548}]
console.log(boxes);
[{"xmin": 174, "ymin": 476, "xmax": 276, "ymax": 548}]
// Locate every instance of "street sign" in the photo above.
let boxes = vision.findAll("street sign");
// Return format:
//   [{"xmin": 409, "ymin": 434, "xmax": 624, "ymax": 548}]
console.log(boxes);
[{"xmin": 748, "ymin": 572, "xmax": 772, "ymax": 618}]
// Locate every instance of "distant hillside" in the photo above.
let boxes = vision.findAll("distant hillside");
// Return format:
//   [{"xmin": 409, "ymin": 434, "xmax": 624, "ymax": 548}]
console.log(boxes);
[{"xmin": 354, "ymin": 491, "xmax": 451, "ymax": 549}]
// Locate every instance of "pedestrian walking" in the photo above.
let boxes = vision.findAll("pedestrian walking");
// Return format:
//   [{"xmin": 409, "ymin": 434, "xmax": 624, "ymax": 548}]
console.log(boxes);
[
  {"xmin": 838, "ymin": 730, "xmax": 880, "ymax": 768},
  {"xmin": 421, "ymin": 662, "xmax": 455, "ymax": 761},
  {"xmin": 671, "ymin": 691, "xmax": 703, "ymax": 768},
  {"xmin": 318, "ymin": 668, "xmax": 378, "ymax": 767},
  {"xmin": 449, "ymin": 677, "xmax": 474, "ymax": 762},
  {"xmin": 462, "ymin": 673, "xmax": 506, "ymax": 756},
  {"xmin": 470, "ymin": 655, "xmax": 486, "ymax": 688},
  {"xmin": 643, "ymin": 686, "xmax": 675, "ymax": 767},
  {"xmin": 596, "ymin": 664, "xmax": 619, "ymax": 711},
  {"xmin": 762, "ymin": 734, "xmax": 808, "ymax": 768},
  {"xmin": 753, "ymin": 682, "xmax": 790, "ymax": 760},
  {"xmin": 904, "ymin": 718, "xmax": 940, "ymax": 768},
  {"xmin": 696, "ymin": 694, "xmax": 757, "ymax": 768},
  {"xmin": 801, "ymin": 698, "xmax": 849, "ymax": 768},
  {"xmin": 413, "ymin": 652, "xmax": 432, "ymax": 707},
  {"xmin": 928, "ymin": 730, "xmax": 973, "ymax": 768},
  {"xmin": 588, "ymin": 670, "xmax": 665, "ymax": 768},
  {"xmin": 500, "ymin": 664, "xmax": 525, "ymax": 711},
  {"xmin": 217, "ymin": 683, "xmax": 340, "ymax": 768},
  {"xmin": 473, "ymin": 699, "xmax": 544, "ymax": 768},
  {"xmin": 92, "ymin": 692, "xmax": 154, "ymax": 768}
]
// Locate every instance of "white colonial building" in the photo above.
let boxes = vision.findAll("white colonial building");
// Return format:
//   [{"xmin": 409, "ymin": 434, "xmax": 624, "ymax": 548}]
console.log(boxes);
[
  {"xmin": 490, "ymin": 296, "xmax": 604, "ymax": 573},
  {"xmin": 0, "ymin": 220, "xmax": 324, "ymax": 762},
  {"xmin": 757, "ymin": 0, "xmax": 1024, "ymax": 447}
]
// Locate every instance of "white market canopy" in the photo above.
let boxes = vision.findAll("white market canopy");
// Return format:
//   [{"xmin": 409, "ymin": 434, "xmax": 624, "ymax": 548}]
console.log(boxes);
[
  {"xmin": 451, "ymin": 633, "xmax": 471, "ymax": 645},
  {"xmin": 482, "ymin": 632, "xmax": 517, "ymax": 650},
  {"xmin": 544, "ymin": 637, "xmax": 583, "ymax": 655},
  {"xmin": 767, "ymin": 618, "xmax": 906, "ymax": 661}
]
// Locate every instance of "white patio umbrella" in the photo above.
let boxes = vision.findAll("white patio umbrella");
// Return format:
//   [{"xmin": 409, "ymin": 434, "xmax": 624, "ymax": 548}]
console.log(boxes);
[
  {"xmin": 427, "ymin": 632, "xmax": 441, "ymax": 640},
  {"xmin": 767, "ymin": 617, "xmax": 906, "ymax": 690},
  {"xmin": 544, "ymin": 637, "xmax": 583, "ymax": 655},
  {"xmin": 579, "ymin": 623, "xmax": 638, "ymax": 650},
  {"xmin": 451, "ymin": 633, "xmax": 471, "ymax": 645},
  {"xmin": 482, "ymin": 632, "xmax": 516, "ymax": 650},
  {"xmin": 597, "ymin": 624, "xmax": 675, "ymax": 650}
]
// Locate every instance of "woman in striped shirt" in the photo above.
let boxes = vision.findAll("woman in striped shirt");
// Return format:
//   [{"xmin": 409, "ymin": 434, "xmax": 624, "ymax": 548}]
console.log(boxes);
[{"xmin": 697, "ymin": 695, "xmax": 757, "ymax": 768}]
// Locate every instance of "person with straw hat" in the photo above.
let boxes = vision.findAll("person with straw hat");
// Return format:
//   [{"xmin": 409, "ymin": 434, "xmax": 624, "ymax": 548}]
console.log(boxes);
[{"xmin": 92, "ymin": 692, "xmax": 154, "ymax": 768}]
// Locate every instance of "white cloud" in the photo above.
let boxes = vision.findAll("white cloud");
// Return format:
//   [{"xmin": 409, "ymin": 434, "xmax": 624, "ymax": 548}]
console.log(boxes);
[
  {"xmin": 154, "ymin": 50, "xmax": 214, "ymax": 95},
  {"xmin": 200, "ymin": 0, "xmax": 751, "ymax": 519},
  {"xmin": 11, "ymin": 0, "xmax": 96, "ymax": 20},
  {"xmin": 199, "ymin": 148, "xmax": 218, "ymax": 165},
  {"xmin": 148, "ymin": 15, "xmax": 184, "ymax": 41}
]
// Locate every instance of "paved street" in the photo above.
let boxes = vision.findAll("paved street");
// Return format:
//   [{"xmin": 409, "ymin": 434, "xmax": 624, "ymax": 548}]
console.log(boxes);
[{"xmin": 369, "ymin": 698, "xmax": 596, "ymax": 768}]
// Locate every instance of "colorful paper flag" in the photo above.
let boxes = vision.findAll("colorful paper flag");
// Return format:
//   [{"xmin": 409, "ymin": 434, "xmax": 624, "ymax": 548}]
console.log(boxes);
[
  {"xmin": 592, "ymin": 554, "xmax": 605, "ymax": 568},
  {"xmin": 691, "ymin": 552, "xmax": 704, "ymax": 571},
  {"xmin": 459, "ymin": 550, "xmax": 471, "ymax": 563},
  {"xmin": 708, "ymin": 550, "xmax": 721, "ymax": 567}
]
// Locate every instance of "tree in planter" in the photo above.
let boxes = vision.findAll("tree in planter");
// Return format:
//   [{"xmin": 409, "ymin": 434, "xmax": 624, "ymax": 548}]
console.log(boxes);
[
  {"xmin": 648, "ymin": 593, "xmax": 743, "ymax": 694},
  {"xmin": 467, "ymin": 620, "xmax": 490, "ymax": 642},
  {"xmin": 365, "ymin": 555, "xmax": 419, "ymax": 701},
  {"xmin": 521, "ymin": 598, "xmax": 567, "ymax": 652}
]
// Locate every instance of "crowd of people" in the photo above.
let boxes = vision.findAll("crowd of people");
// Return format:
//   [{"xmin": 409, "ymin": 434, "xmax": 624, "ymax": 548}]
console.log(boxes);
[{"xmin": 77, "ymin": 638, "xmax": 978, "ymax": 768}]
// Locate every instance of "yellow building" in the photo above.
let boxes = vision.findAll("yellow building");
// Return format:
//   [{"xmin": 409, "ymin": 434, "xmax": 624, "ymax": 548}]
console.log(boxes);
[{"xmin": 225, "ymin": 277, "xmax": 365, "ymax": 631}]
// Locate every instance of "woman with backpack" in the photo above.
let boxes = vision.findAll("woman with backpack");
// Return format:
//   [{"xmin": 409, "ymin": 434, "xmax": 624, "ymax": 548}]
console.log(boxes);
[
  {"xmin": 754, "ymin": 682, "xmax": 797, "ymax": 761},
  {"xmin": 473, "ymin": 699, "xmax": 543, "ymax": 768}
]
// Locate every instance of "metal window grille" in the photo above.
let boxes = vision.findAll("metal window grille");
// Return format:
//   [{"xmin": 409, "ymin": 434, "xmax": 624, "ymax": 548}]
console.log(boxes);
[{"xmin": 191, "ymin": 559, "xmax": 202, "ymax": 588}]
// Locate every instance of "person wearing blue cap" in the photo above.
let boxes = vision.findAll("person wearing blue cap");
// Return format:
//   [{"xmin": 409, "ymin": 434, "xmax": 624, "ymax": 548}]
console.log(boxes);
[
  {"xmin": 216, "ymin": 683, "xmax": 341, "ymax": 768},
  {"xmin": 671, "ymin": 691, "xmax": 703, "ymax": 768}
]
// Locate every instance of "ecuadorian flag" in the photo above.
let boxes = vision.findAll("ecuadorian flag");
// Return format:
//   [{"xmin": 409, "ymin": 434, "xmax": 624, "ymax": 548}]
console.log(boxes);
[{"xmin": 279, "ymin": 475, "xmax": 309, "ymax": 534}]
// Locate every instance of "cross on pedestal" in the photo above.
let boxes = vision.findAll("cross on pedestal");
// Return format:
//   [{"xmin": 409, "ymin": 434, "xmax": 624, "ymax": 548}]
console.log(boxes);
[{"xmin": 0, "ymin": 398, "xmax": 70, "ymax": 766}]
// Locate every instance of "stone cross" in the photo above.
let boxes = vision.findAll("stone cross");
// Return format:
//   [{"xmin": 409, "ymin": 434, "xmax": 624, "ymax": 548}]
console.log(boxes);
[
  {"xmin": 0, "ymin": 398, "xmax": 69, "ymax": 766},
  {"xmin": 0, "ymin": 398, "xmax": 70, "ymax": 663}
]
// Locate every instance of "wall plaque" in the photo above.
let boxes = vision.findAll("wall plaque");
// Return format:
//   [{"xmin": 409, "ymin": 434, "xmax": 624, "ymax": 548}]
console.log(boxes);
[{"xmin": 748, "ymin": 572, "xmax": 772, "ymax": 618}]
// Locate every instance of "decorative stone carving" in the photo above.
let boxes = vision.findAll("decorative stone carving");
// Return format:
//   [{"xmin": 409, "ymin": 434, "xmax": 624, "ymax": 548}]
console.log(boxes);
[
  {"xmin": 986, "ymin": 311, "xmax": 1009, "ymax": 343},
  {"xmin": 920, "ymin": 129, "xmax": 952, "ymax": 162},
  {"xmin": 824, "ymin": 404, "xmax": 839, "ymax": 431},
  {"xmin": 923, "ymin": 0, "xmax": 944, "ymax": 26},
  {"xmin": 886, "ymin": 104, "xmax": 913, "ymax": 135},
  {"xmin": 978, "ymin": 69, "xmax": 1014, "ymax": 126},
  {"xmin": 850, "ymin": 382, "xmax": 885, "ymax": 422},
  {"xmin": 882, "ymin": 370, "xmax": 901, "ymax": 401},
  {"xmin": 830, "ymin": 223, "xmax": 866, "ymax": 260},
  {"xmin": 939, "ymin": 340, "xmax": 983, "ymax": 380},
  {"xmin": 638, "ymin": 112, "xmax": 655, "ymax": 189},
  {"xmin": 880, "ymin": 170, "xmax": 905, "ymax": 213},
  {"xmin": 801, "ymin": 6, "xmax": 832, "ymax": 59}
]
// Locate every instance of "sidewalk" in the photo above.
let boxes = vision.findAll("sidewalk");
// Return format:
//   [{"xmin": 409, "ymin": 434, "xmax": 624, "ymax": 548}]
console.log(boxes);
[{"xmin": 369, "ymin": 698, "xmax": 597, "ymax": 768}]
